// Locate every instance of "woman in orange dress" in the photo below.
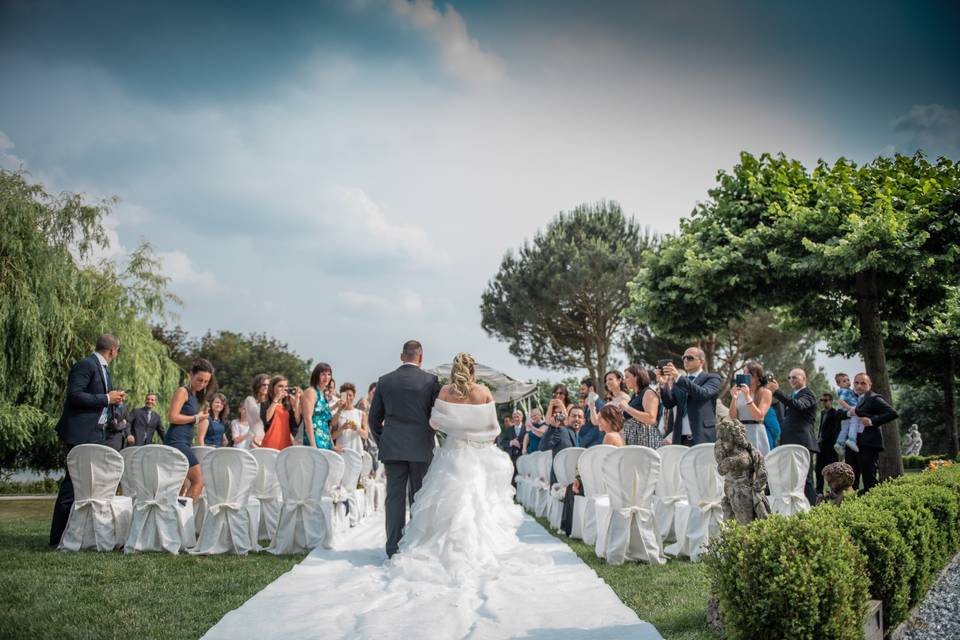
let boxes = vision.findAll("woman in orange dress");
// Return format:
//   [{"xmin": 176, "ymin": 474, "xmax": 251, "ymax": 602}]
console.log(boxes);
[{"xmin": 260, "ymin": 376, "xmax": 301, "ymax": 450}]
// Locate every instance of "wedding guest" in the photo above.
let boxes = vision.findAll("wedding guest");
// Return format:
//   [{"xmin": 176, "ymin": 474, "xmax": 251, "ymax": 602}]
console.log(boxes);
[
  {"xmin": 558, "ymin": 406, "xmax": 586, "ymax": 536},
  {"xmin": 200, "ymin": 392, "xmax": 229, "ymax": 448},
  {"xmin": 851, "ymin": 373, "xmax": 899, "ymax": 493},
  {"xmin": 49, "ymin": 333, "xmax": 127, "ymax": 547},
  {"xmin": 539, "ymin": 406, "xmax": 579, "ymax": 482},
  {"xmin": 598, "ymin": 404, "xmax": 625, "ymax": 447},
  {"xmin": 565, "ymin": 405, "xmax": 585, "ymax": 447},
  {"xmin": 833, "ymin": 373, "xmax": 862, "ymax": 454},
  {"xmin": 104, "ymin": 402, "xmax": 132, "ymax": 451},
  {"xmin": 300, "ymin": 363, "xmax": 337, "ymax": 450},
  {"xmin": 577, "ymin": 379, "xmax": 604, "ymax": 448},
  {"xmin": 129, "ymin": 392, "xmax": 165, "ymax": 446},
  {"xmin": 659, "ymin": 348, "xmax": 722, "ymax": 445},
  {"xmin": 336, "ymin": 383, "xmax": 368, "ymax": 453},
  {"xmin": 815, "ymin": 393, "xmax": 843, "ymax": 495},
  {"xmin": 727, "ymin": 361, "xmax": 774, "ymax": 456},
  {"xmin": 619, "ymin": 364, "xmax": 661, "ymax": 448},
  {"xmin": 767, "ymin": 368, "xmax": 819, "ymax": 504},
  {"xmin": 243, "ymin": 374, "xmax": 270, "ymax": 448},
  {"xmin": 231, "ymin": 403, "xmax": 255, "ymax": 449},
  {"xmin": 524, "ymin": 407, "xmax": 550, "ymax": 454},
  {"xmin": 357, "ymin": 382, "xmax": 377, "ymax": 413},
  {"xmin": 604, "ymin": 371, "xmax": 631, "ymax": 406},
  {"xmin": 260, "ymin": 375, "xmax": 301, "ymax": 450},
  {"xmin": 165, "ymin": 358, "xmax": 214, "ymax": 500}
]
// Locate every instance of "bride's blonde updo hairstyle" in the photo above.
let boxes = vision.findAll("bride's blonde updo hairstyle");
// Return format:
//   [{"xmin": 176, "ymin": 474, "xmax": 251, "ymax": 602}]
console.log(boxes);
[{"xmin": 450, "ymin": 352, "xmax": 477, "ymax": 398}]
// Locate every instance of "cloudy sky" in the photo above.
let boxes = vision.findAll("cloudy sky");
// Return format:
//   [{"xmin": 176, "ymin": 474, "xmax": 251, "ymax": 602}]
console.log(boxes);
[{"xmin": 2, "ymin": 0, "xmax": 959, "ymax": 387}]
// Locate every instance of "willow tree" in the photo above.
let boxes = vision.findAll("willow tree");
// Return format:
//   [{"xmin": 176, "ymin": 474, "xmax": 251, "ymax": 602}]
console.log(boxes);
[
  {"xmin": 0, "ymin": 170, "xmax": 181, "ymax": 471},
  {"xmin": 480, "ymin": 201, "xmax": 655, "ymax": 383},
  {"xmin": 628, "ymin": 152, "xmax": 960, "ymax": 480}
]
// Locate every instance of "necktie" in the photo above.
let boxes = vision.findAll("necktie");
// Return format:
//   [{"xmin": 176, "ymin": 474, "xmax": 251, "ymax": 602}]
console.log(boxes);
[
  {"xmin": 104, "ymin": 367, "xmax": 114, "ymax": 420},
  {"xmin": 688, "ymin": 375, "xmax": 696, "ymax": 382},
  {"xmin": 792, "ymin": 391, "xmax": 798, "ymax": 399},
  {"xmin": 574, "ymin": 431, "xmax": 580, "ymax": 447}
]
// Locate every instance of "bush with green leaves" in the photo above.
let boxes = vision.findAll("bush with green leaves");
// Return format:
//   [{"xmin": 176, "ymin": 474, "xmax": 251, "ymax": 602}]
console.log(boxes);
[
  {"xmin": 902, "ymin": 454, "xmax": 947, "ymax": 469},
  {"xmin": 704, "ymin": 510, "xmax": 868, "ymax": 640}
]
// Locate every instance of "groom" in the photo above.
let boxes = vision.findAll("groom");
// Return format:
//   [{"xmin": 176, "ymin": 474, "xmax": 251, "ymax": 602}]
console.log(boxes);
[{"xmin": 368, "ymin": 340, "xmax": 441, "ymax": 557}]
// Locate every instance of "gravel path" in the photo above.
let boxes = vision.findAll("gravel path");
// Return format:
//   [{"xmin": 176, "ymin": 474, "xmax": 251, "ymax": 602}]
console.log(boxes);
[{"xmin": 897, "ymin": 553, "xmax": 960, "ymax": 640}]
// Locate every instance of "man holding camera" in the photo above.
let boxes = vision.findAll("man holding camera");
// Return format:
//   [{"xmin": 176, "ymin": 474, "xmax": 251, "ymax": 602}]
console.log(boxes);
[
  {"xmin": 767, "ymin": 368, "xmax": 819, "ymax": 505},
  {"xmin": 49, "ymin": 333, "xmax": 127, "ymax": 548},
  {"xmin": 658, "ymin": 347, "xmax": 722, "ymax": 445}
]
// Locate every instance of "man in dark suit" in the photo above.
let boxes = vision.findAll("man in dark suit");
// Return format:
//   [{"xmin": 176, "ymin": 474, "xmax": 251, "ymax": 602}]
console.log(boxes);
[
  {"xmin": 815, "ymin": 392, "xmax": 844, "ymax": 496},
  {"xmin": 769, "ymin": 368, "xmax": 819, "ymax": 505},
  {"xmin": 104, "ymin": 402, "xmax": 132, "ymax": 451},
  {"xmin": 659, "ymin": 347, "xmax": 722, "ymax": 445},
  {"xmin": 129, "ymin": 392, "xmax": 165, "ymax": 446},
  {"xmin": 368, "ymin": 340, "xmax": 441, "ymax": 558},
  {"xmin": 49, "ymin": 333, "xmax": 126, "ymax": 547},
  {"xmin": 851, "ymin": 373, "xmax": 899, "ymax": 493}
]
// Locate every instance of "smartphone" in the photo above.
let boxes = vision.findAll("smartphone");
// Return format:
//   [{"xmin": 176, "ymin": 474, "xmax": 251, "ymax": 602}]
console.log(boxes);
[
  {"xmin": 735, "ymin": 374, "xmax": 752, "ymax": 387},
  {"xmin": 657, "ymin": 359, "xmax": 671, "ymax": 373}
]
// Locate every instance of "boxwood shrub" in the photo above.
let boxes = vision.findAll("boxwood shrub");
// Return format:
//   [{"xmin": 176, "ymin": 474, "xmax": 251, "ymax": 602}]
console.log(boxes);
[
  {"xmin": 705, "ymin": 462, "xmax": 960, "ymax": 637},
  {"xmin": 704, "ymin": 510, "xmax": 868, "ymax": 640}
]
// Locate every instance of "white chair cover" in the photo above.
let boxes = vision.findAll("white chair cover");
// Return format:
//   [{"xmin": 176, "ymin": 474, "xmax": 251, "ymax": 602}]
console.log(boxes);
[
  {"xmin": 359, "ymin": 451, "xmax": 375, "ymax": 517},
  {"xmin": 600, "ymin": 446, "xmax": 665, "ymax": 565},
  {"xmin": 58, "ymin": 444, "xmax": 132, "ymax": 551},
  {"xmin": 548, "ymin": 447, "xmax": 584, "ymax": 531},
  {"xmin": 577, "ymin": 445, "xmax": 616, "ymax": 545},
  {"xmin": 666, "ymin": 444, "xmax": 724, "ymax": 562},
  {"xmin": 653, "ymin": 445, "xmax": 690, "ymax": 542},
  {"xmin": 119, "ymin": 447, "xmax": 138, "ymax": 499},
  {"xmin": 534, "ymin": 451, "xmax": 554, "ymax": 518},
  {"xmin": 124, "ymin": 445, "xmax": 195, "ymax": 554},
  {"xmin": 249, "ymin": 448, "xmax": 282, "ymax": 542},
  {"xmin": 191, "ymin": 448, "xmax": 259, "ymax": 555},
  {"xmin": 268, "ymin": 446, "xmax": 336, "ymax": 554},
  {"xmin": 317, "ymin": 449, "xmax": 348, "ymax": 533},
  {"xmin": 515, "ymin": 454, "xmax": 529, "ymax": 507},
  {"xmin": 339, "ymin": 449, "xmax": 365, "ymax": 527},
  {"xmin": 766, "ymin": 445, "xmax": 811, "ymax": 516},
  {"xmin": 191, "ymin": 445, "xmax": 216, "ymax": 535}
]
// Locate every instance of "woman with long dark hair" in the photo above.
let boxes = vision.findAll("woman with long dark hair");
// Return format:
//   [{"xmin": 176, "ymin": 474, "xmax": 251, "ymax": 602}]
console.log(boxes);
[
  {"xmin": 260, "ymin": 376, "xmax": 301, "ymax": 450},
  {"xmin": 619, "ymin": 364, "xmax": 662, "ymax": 448},
  {"xmin": 728, "ymin": 361, "xmax": 774, "ymax": 456},
  {"xmin": 243, "ymin": 373, "xmax": 270, "ymax": 448},
  {"xmin": 165, "ymin": 358, "xmax": 214, "ymax": 499},
  {"xmin": 300, "ymin": 363, "xmax": 342, "ymax": 450},
  {"xmin": 603, "ymin": 370, "xmax": 630, "ymax": 405},
  {"xmin": 200, "ymin": 392, "xmax": 229, "ymax": 448}
]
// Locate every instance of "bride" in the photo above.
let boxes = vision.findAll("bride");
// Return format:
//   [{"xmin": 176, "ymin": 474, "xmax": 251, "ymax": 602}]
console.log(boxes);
[{"xmin": 390, "ymin": 352, "xmax": 524, "ymax": 581}]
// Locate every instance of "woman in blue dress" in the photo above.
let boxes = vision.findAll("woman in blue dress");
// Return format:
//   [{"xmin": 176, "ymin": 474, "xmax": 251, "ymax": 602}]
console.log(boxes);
[
  {"xmin": 165, "ymin": 358, "xmax": 214, "ymax": 500},
  {"xmin": 200, "ymin": 393, "xmax": 229, "ymax": 448},
  {"xmin": 300, "ymin": 362, "xmax": 341, "ymax": 450}
]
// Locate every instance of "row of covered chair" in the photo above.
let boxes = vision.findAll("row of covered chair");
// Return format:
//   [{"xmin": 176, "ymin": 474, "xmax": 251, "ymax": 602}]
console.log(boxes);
[
  {"xmin": 516, "ymin": 443, "xmax": 812, "ymax": 565},
  {"xmin": 57, "ymin": 443, "xmax": 385, "ymax": 555}
]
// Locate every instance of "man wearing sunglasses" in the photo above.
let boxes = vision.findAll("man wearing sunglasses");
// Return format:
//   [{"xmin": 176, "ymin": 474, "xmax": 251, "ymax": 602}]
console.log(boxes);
[
  {"xmin": 767, "ymin": 368, "xmax": 818, "ymax": 504},
  {"xmin": 815, "ymin": 393, "xmax": 843, "ymax": 496},
  {"xmin": 658, "ymin": 347, "xmax": 722, "ymax": 445}
]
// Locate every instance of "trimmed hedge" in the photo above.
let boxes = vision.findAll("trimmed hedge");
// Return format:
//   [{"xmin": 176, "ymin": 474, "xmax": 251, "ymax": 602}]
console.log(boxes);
[
  {"xmin": 902, "ymin": 454, "xmax": 946, "ymax": 470},
  {"xmin": 705, "ymin": 463, "xmax": 960, "ymax": 638}
]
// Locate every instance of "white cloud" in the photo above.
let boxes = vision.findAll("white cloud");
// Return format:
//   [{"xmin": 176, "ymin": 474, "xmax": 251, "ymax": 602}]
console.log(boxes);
[
  {"xmin": 891, "ymin": 104, "xmax": 960, "ymax": 154},
  {"xmin": 157, "ymin": 249, "xmax": 219, "ymax": 293},
  {"xmin": 0, "ymin": 130, "xmax": 26, "ymax": 170},
  {"xmin": 389, "ymin": 0, "xmax": 504, "ymax": 86},
  {"xmin": 339, "ymin": 287, "xmax": 423, "ymax": 314}
]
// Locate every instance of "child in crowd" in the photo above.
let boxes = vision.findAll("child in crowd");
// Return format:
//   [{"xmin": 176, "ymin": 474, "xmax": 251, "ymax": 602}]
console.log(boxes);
[{"xmin": 834, "ymin": 373, "xmax": 861, "ymax": 454}]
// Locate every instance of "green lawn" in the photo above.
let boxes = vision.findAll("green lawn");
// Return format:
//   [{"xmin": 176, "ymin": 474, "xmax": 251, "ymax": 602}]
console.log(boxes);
[
  {"xmin": 0, "ymin": 499, "xmax": 716, "ymax": 640},
  {"xmin": 0, "ymin": 499, "xmax": 305, "ymax": 640},
  {"xmin": 534, "ymin": 516, "xmax": 718, "ymax": 640}
]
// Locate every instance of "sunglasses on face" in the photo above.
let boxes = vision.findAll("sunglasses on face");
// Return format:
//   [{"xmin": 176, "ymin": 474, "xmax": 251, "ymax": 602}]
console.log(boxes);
[
  {"xmin": 682, "ymin": 355, "xmax": 697, "ymax": 361},
  {"xmin": 788, "ymin": 375, "xmax": 801, "ymax": 380}
]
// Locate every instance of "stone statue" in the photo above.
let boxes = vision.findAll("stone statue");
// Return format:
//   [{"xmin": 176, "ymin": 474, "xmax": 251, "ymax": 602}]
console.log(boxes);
[
  {"xmin": 715, "ymin": 417, "xmax": 769, "ymax": 524},
  {"xmin": 821, "ymin": 461, "xmax": 856, "ymax": 505},
  {"xmin": 902, "ymin": 424, "xmax": 923, "ymax": 456}
]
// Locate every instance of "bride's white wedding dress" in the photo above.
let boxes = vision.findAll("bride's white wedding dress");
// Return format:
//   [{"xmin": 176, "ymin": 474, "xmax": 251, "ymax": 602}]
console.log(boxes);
[{"xmin": 390, "ymin": 399, "xmax": 525, "ymax": 582}]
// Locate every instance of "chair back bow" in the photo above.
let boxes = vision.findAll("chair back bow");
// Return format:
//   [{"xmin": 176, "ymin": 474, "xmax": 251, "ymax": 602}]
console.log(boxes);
[
  {"xmin": 134, "ymin": 498, "xmax": 172, "ymax": 513},
  {"xmin": 698, "ymin": 498, "xmax": 724, "ymax": 514},
  {"xmin": 73, "ymin": 498, "xmax": 112, "ymax": 510},
  {"xmin": 208, "ymin": 501, "xmax": 243, "ymax": 516}
]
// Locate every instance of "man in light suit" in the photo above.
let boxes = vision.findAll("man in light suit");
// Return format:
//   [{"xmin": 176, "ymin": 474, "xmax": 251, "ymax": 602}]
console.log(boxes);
[
  {"xmin": 368, "ymin": 340, "xmax": 441, "ymax": 558},
  {"xmin": 659, "ymin": 347, "xmax": 722, "ymax": 445},
  {"xmin": 129, "ymin": 392, "xmax": 165, "ymax": 446},
  {"xmin": 768, "ymin": 368, "xmax": 819, "ymax": 505},
  {"xmin": 49, "ymin": 333, "xmax": 127, "ymax": 547}
]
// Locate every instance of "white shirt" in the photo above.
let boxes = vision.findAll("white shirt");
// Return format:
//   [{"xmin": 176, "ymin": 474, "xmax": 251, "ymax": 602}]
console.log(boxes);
[
  {"xmin": 680, "ymin": 369, "xmax": 703, "ymax": 437},
  {"xmin": 93, "ymin": 352, "xmax": 110, "ymax": 425}
]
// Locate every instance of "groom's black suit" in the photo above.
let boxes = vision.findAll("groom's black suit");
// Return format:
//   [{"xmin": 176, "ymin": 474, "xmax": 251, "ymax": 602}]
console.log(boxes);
[{"xmin": 368, "ymin": 362, "xmax": 441, "ymax": 557}]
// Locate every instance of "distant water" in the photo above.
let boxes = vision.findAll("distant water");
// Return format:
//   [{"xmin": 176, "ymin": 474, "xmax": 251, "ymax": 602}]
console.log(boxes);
[{"xmin": 7, "ymin": 469, "xmax": 63, "ymax": 481}]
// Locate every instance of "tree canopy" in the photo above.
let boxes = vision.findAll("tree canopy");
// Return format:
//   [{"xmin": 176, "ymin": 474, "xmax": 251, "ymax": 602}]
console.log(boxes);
[
  {"xmin": 481, "ymin": 201, "xmax": 656, "ymax": 382},
  {"xmin": 627, "ymin": 152, "xmax": 960, "ymax": 479},
  {"xmin": 0, "ymin": 170, "xmax": 181, "ymax": 471}
]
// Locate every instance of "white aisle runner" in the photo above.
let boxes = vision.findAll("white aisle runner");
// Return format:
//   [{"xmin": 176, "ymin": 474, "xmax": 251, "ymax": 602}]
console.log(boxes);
[{"xmin": 203, "ymin": 513, "xmax": 662, "ymax": 640}]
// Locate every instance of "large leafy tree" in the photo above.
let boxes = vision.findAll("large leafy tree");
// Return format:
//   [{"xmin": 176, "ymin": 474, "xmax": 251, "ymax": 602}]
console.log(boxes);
[
  {"xmin": 481, "ymin": 201, "xmax": 655, "ymax": 382},
  {"xmin": 0, "ymin": 171, "xmax": 180, "ymax": 472},
  {"xmin": 628, "ymin": 152, "xmax": 960, "ymax": 479}
]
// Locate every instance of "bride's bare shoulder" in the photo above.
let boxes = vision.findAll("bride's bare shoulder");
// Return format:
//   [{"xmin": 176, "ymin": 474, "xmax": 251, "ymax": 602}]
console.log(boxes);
[{"xmin": 437, "ymin": 384, "xmax": 493, "ymax": 405}]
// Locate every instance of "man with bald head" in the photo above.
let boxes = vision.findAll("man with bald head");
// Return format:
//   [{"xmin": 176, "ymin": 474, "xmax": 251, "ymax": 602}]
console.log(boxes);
[
  {"xmin": 659, "ymin": 346, "xmax": 722, "ymax": 445},
  {"xmin": 768, "ymin": 368, "xmax": 819, "ymax": 504},
  {"xmin": 851, "ymin": 373, "xmax": 899, "ymax": 492}
]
